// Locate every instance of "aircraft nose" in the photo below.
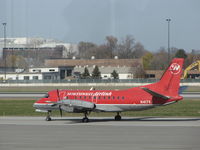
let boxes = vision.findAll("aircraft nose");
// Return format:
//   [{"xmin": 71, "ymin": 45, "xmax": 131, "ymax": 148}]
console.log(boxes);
[{"xmin": 33, "ymin": 102, "xmax": 39, "ymax": 109}]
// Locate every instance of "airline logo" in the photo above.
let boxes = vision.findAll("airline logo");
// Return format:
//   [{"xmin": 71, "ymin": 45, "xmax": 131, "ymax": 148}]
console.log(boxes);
[{"xmin": 169, "ymin": 63, "xmax": 181, "ymax": 74}]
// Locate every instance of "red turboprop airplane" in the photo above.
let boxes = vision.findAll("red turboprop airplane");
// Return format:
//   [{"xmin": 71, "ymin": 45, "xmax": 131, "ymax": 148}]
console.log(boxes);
[{"xmin": 33, "ymin": 58, "xmax": 184, "ymax": 122}]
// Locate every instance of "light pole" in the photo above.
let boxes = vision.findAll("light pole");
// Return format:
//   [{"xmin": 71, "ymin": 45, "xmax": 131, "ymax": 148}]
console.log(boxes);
[
  {"xmin": 2, "ymin": 23, "xmax": 7, "ymax": 80},
  {"xmin": 166, "ymin": 18, "xmax": 171, "ymax": 64}
]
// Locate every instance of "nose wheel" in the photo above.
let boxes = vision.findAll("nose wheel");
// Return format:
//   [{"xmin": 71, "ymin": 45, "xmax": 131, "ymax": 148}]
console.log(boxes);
[
  {"xmin": 45, "ymin": 110, "xmax": 52, "ymax": 121},
  {"xmin": 115, "ymin": 112, "xmax": 121, "ymax": 121}
]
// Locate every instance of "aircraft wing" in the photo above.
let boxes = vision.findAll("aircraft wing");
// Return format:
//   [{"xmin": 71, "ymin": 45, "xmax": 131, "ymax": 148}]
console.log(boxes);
[{"xmin": 141, "ymin": 87, "xmax": 170, "ymax": 100}]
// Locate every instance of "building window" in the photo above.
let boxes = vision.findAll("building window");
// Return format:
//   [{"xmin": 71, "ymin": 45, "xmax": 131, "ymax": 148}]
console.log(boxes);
[
  {"xmin": 33, "ymin": 76, "xmax": 38, "ymax": 80},
  {"xmin": 24, "ymin": 76, "xmax": 29, "ymax": 80},
  {"xmin": 145, "ymin": 74, "xmax": 155, "ymax": 78},
  {"xmin": 49, "ymin": 69, "xmax": 55, "ymax": 72},
  {"xmin": 44, "ymin": 76, "xmax": 51, "ymax": 80}
]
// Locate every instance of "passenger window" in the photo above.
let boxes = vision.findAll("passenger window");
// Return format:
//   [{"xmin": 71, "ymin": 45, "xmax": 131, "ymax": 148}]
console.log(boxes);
[
  {"xmin": 108, "ymin": 96, "xmax": 110, "ymax": 99},
  {"xmin": 89, "ymin": 96, "xmax": 91, "ymax": 99},
  {"xmin": 94, "ymin": 96, "xmax": 96, "ymax": 99},
  {"xmin": 117, "ymin": 96, "xmax": 120, "ymax": 100},
  {"xmin": 122, "ymin": 96, "xmax": 124, "ymax": 100},
  {"xmin": 80, "ymin": 96, "xmax": 82, "ymax": 99},
  {"xmin": 75, "ymin": 96, "xmax": 77, "ymax": 99},
  {"xmin": 112, "ymin": 96, "xmax": 115, "ymax": 99},
  {"xmin": 84, "ymin": 96, "xmax": 86, "ymax": 99},
  {"xmin": 104, "ymin": 96, "xmax": 106, "ymax": 99},
  {"xmin": 66, "ymin": 96, "xmax": 68, "ymax": 99},
  {"xmin": 98, "ymin": 96, "xmax": 101, "ymax": 99}
]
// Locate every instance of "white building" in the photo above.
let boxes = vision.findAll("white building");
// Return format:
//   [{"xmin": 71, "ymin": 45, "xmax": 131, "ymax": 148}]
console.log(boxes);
[
  {"xmin": 73, "ymin": 66, "xmax": 134, "ymax": 79},
  {"xmin": 0, "ymin": 72, "xmax": 43, "ymax": 80}
]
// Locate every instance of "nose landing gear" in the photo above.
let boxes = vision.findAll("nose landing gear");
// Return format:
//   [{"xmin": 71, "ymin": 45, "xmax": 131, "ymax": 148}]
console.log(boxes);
[{"xmin": 45, "ymin": 110, "xmax": 52, "ymax": 121}]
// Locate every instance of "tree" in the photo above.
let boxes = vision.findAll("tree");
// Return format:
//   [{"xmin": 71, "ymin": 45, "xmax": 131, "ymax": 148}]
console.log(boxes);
[
  {"xmin": 111, "ymin": 70, "xmax": 119, "ymax": 79},
  {"xmin": 175, "ymin": 49, "xmax": 187, "ymax": 59},
  {"xmin": 6, "ymin": 55, "xmax": 28, "ymax": 69},
  {"xmin": 78, "ymin": 42, "xmax": 97, "ymax": 58},
  {"xmin": 92, "ymin": 66, "xmax": 101, "ymax": 79},
  {"xmin": 81, "ymin": 67, "xmax": 90, "ymax": 79},
  {"xmin": 106, "ymin": 36, "xmax": 118, "ymax": 58},
  {"xmin": 134, "ymin": 65, "xmax": 146, "ymax": 78},
  {"xmin": 118, "ymin": 35, "xmax": 135, "ymax": 58},
  {"xmin": 142, "ymin": 52, "xmax": 153, "ymax": 69},
  {"xmin": 150, "ymin": 47, "xmax": 168, "ymax": 70},
  {"xmin": 132, "ymin": 42, "xmax": 146, "ymax": 58}
]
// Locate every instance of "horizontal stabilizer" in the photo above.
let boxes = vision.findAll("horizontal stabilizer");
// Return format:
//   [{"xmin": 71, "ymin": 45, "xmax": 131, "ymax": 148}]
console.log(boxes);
[{"xmin": 141, "ymin": 87, "xmax": 170, "ymax": 100}]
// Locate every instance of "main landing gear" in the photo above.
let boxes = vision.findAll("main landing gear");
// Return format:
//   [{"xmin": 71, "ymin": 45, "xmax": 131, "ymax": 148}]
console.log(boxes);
[
  {"xmin": 115, "ymin": 112, "xmax": 121, "ymax": 121},
  {"xmin": 82, "ymin": 111, "xmax": 89, "ymax": 123},
  {"xmin": 45, "ymin": 110, "xmax": 52, "ymax": 121}
]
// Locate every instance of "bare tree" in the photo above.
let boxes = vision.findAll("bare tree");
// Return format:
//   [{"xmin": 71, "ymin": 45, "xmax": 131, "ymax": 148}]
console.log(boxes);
[
  {"xmin": 78, "ymin": 42, "xmax": 97, "ymax": 58},
  {"xmin": 118, "ymin": 35, "xmax": 135, "ymax": 59},
  {"xmin": 150, "ymin": 47, "xmax": 168, "ymax": 70},
  {"xmin": 106, "ymin": 35, "xmax": 118, "ymax": 58},
  {"xmin": 133, "ymin": 42, "xmax": 146, "ymax": 58}
]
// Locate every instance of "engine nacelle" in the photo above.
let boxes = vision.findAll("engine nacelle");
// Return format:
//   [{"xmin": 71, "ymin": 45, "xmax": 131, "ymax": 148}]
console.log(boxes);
[{"xmin": 60, "ymin": 100, "xmax": 95, "ymax": 113}]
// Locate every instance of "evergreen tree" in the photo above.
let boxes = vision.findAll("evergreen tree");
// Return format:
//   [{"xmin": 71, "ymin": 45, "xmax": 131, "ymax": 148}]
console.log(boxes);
[
  {"xmin": 111, "ymin": 70, "xmax": 119, "ymax": 79},
  {"xmin": 82, "ymin": 67, "xmax": 90, "ymax": 79},
  {"xmin": 92, "ymin": 66, "xmax": 101, "ymax": 79},
  {"xmin": 175, "ymin": 49, "xmax": 187, "ymax": 59}
]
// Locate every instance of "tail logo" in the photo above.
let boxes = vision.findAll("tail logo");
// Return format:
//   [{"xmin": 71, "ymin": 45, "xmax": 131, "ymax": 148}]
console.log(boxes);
[{"xmin": 169, "ymin": 63, "xmax": 181, "ymax": 75}]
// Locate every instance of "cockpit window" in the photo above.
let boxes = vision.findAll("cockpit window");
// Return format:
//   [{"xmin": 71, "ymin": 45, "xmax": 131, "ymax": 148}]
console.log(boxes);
[{"xmin": 44, "ymin": 94, "xmax": 49, "ymax": 98}]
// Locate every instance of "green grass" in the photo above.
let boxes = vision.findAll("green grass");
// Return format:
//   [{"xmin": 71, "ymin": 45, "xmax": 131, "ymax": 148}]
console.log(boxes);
[{"xmin": 0, "ymin": 100, "xmax": 200, "ymax": 117}]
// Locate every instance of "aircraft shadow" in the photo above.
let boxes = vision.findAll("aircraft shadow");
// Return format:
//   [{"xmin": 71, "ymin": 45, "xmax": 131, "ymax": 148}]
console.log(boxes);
[{"xmin": 50, "ymin": 117, "xmax": 200, "ymax": 124}]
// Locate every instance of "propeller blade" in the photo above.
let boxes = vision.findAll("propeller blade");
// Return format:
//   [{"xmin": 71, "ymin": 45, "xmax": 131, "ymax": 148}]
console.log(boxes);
[
  {"xmin": 57, "ymin": 89, "xmax": 60, "ymax": 101},
  {"xmin": 59, "ymin": 105, "xmax": 62, "ymax": 117}
]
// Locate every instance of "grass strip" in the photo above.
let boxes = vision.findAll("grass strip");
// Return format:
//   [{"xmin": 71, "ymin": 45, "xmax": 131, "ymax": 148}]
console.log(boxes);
[{"xmin": 0, "ymin": 100, "xmax": 200, "ymax": 117}]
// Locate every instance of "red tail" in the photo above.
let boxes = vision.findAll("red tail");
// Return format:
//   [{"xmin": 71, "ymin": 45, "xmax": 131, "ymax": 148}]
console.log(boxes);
[{"xmin": 146, "ymin": 58, "xmax": 184, "ymax": 97}]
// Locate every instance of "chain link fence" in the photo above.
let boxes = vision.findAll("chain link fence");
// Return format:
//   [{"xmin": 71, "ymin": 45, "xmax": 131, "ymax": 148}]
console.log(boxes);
[{"xmin": 0, "ymin": 78, "xmax": 199, "ymax": 84}]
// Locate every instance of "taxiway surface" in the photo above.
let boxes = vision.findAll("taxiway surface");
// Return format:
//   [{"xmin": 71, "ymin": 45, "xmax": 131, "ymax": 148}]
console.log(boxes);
[{"xmin": 0, "ymin": 117, "xmax": 200, "ymax": 150}]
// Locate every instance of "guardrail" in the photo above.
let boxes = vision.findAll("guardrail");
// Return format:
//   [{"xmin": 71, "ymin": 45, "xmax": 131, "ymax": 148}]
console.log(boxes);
[{"xmin": 0, "ymin": 78, "xmax": 200, "ymax": 84}]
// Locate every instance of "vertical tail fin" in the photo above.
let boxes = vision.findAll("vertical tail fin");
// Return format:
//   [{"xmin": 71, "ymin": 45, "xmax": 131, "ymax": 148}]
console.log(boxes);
[{"xmin": 157, "ymin": 58, "xmax": 184, "ymax": 96}]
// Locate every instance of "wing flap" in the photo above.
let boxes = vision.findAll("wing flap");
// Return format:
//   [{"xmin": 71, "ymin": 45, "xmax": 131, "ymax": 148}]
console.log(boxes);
[{"xmin": 141, "ymin": 87, "xmax": 170, "ymax": 100}]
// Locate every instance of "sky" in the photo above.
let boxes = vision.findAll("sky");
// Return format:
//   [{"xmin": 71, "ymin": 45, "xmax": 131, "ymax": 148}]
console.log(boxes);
[{"xmin": 0, "ymin": 0, "xmax": 200, "ymax": 52}]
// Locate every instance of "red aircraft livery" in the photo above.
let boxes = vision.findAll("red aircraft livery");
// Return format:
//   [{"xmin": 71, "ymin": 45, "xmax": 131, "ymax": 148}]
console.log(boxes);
[{"xmin": 33, "ymin": 58, "xmax": 184, "ymax": 122}]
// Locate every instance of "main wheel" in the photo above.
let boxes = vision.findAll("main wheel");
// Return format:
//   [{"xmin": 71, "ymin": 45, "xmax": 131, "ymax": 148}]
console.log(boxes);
[
  {"xmin": 115, "ymin": 115, "xmax": 121, "ymax": 121},
  {"xmin": 46, "ymin": 116, "xmax": 52, "ymax": 121},
  {"xmin": 82, "ymin": 117, "xmax": 89, "ymax": 123}
]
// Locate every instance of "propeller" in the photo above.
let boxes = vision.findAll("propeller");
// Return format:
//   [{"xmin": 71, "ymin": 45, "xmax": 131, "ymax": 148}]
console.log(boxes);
[
  {"xmin": 59, "ymin": 105, "xmax": 63, "ymax": 117},
  {"xmin": 57, "ymin": 89, "xmax": 63, "ymax": 118}
]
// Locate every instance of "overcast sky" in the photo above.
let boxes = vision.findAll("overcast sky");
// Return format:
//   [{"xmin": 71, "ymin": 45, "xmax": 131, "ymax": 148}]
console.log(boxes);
[{"xmin": 1, "ymin": 0, "xmax": 200, "ymax": 52}]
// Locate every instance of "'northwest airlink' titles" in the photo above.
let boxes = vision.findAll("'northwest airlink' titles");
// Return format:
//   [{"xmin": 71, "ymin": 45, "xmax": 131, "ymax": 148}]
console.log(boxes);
[{"xmin": 67, "ymin": 92, "xmax": 112, "ymax": 96}]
